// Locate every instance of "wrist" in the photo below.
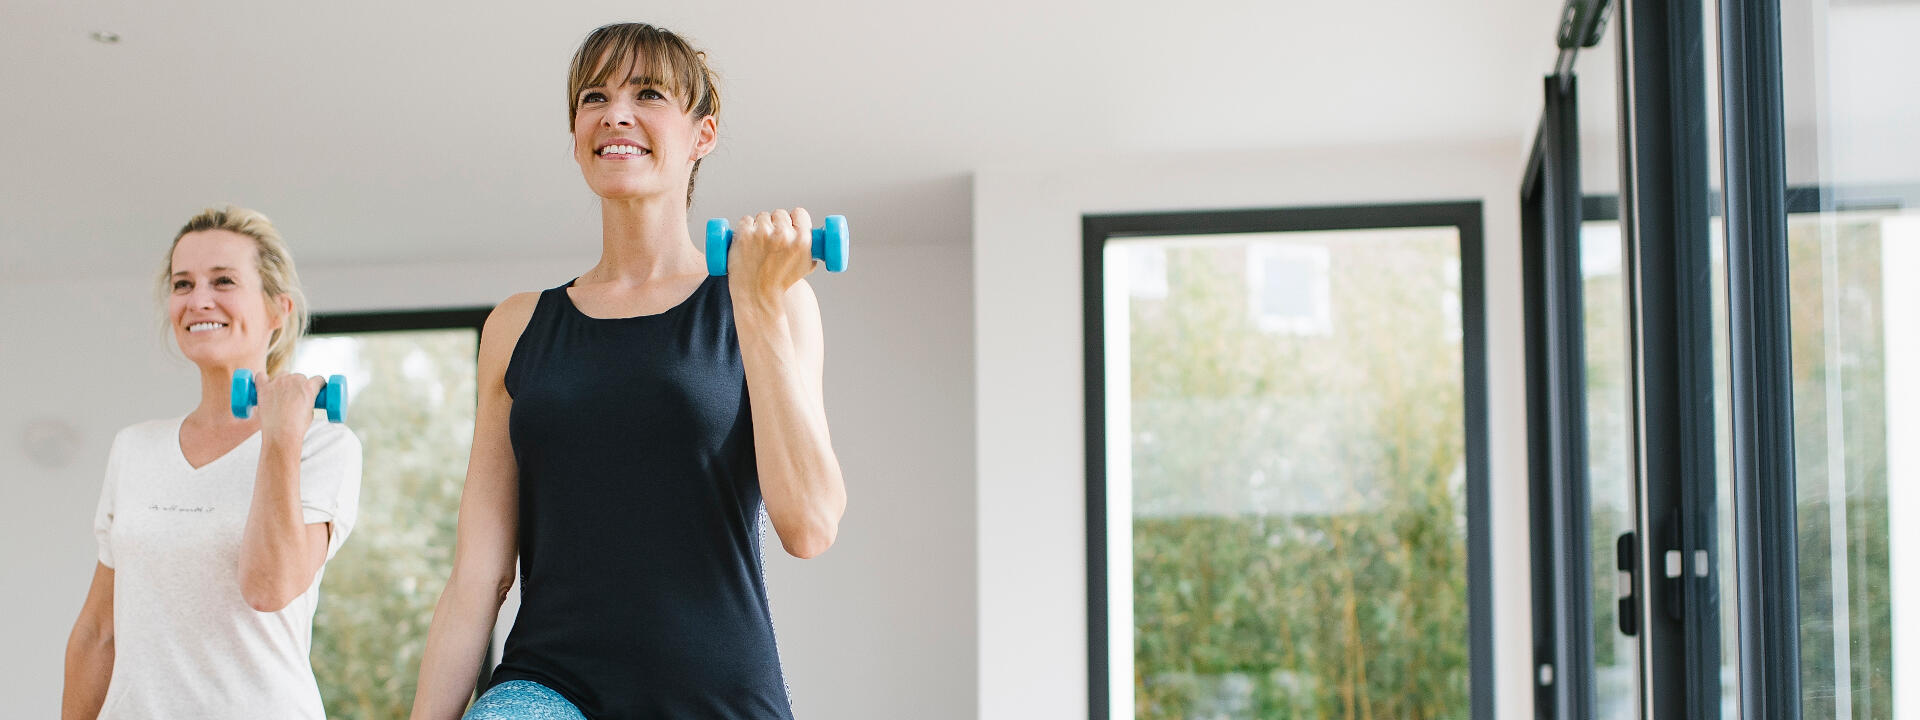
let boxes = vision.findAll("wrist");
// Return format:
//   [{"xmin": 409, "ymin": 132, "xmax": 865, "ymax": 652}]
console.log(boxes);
[
  {"xmin": 730, "ymin": 289, "xmax": 786, "ymax": 326},
  {"xmin": 261, "ymin": 427, "xmax": 305, "ymax": 454}
]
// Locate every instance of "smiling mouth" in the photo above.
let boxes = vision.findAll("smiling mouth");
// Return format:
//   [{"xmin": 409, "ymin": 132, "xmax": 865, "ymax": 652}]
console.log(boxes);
[
  {"xmin": 187, "ymin": 322, "xmax": 228, "ymax": 333},
  {"xmin": 596, "ymin": 144, "xmax": 650, "ymax": 157}
]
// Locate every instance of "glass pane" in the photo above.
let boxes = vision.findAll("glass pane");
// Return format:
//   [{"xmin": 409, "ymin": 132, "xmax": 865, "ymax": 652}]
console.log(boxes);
[
  {"xmin": 1779, "ymin": 1, "xmax": 1920, "ymax": 717},
  {"xmin": 1581, "ymin": 219, "xmax": 1635, "ymax": 720},
  {"xmin": 293, "ymin": 328, "xmax": 477, "ymax": 719},
  {"xmin": 1785, "ymin": 209, "xmax": 1909, "ymax": 720},
  {"xmin": 1107, "ymin": 226, "xmax": 1469, "ymax": 719}
]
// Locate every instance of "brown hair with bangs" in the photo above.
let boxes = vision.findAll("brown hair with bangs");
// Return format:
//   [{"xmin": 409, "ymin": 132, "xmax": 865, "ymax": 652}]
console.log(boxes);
[{"xmin": 567, "ymin": 23, "xmax": 722, "ymax": 207}]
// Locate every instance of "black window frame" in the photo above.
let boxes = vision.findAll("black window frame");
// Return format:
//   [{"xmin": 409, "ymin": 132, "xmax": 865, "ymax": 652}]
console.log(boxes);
[
  {"xmin": 1081, "ymin": 201, "xmax": 1493, "ymax": 720},
  {"xmin": 1521, "ymin": 71, "xmax": 1598, "ymax": 720},
  {"xmin": 1602, "ymin": 0, "xmax": 1728, "ymax": 714},
  {"xmin": 310, "ymin": 308, "xmax": 491, "ymax": 337},
  {"xmin": 1717, "ymin": 1, "xmax": 1802, "ymax": 716}
]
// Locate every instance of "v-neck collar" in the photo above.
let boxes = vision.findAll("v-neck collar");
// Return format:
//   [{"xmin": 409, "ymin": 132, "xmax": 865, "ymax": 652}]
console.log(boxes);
[{"xmin": 174, "ymin": 416, "xmax": 263, "ymax": 473}]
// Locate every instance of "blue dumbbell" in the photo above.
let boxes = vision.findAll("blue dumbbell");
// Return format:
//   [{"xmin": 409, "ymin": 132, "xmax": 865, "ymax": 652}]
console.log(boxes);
[
  {"xmin": 706, "ymin": 214, "xmax": 850, "ymax": 277},
  {"xmin": 230, "ymin": 369, "xmax": 348, "ymax": 423}
]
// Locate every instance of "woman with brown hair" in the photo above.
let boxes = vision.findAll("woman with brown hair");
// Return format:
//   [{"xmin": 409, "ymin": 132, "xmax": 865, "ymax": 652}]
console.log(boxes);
[{"xmin": 410, "ymin": 23, "xmax": 845, "ymax": 720}]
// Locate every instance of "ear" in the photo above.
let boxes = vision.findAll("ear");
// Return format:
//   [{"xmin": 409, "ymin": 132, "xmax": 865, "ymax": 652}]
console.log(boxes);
[
  {"xmin": 269, "ymin": 293, "xmax": 294, "ymax": 331},
  {"xmin": 692, "ymin": 114, "xmax": 718, "ymax": 161}
]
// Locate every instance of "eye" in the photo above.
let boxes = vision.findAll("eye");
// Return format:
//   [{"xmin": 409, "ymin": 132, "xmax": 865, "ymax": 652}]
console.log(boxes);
[
  {"xmin": 213, "ymin": 276, "xmax": 237, "ymax": 287},
  {"xmin": 580, "ymin": 91, "xmax": 607, "ymax": 105},
  {"xmin": 639, "ymin": 88, "xmax": 665, "ymax": 101},
  {"xmin": 172, "ymin": 279, "xmax": 191, "ymax": 292}
]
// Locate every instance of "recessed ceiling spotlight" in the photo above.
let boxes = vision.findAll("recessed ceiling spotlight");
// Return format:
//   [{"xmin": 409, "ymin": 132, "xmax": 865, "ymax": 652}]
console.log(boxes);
[{"xmin": 90, "ymin": 31, "xmax": 121, "ymax": 44}]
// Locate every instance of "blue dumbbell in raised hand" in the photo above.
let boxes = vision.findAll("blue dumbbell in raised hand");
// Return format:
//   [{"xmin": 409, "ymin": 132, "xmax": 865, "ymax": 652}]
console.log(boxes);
[
  {"xmin": 231, "ymin": 369, "xmax": 348, "ymax": 423},
  {"xmin": 706, "ymin": 214, "xmax": 850, "ymax": 277}
]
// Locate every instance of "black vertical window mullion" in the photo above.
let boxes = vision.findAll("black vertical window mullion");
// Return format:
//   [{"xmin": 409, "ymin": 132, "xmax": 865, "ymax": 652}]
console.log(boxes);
[
  {"xmin": 1617, "ymin": 0, "xmax": 1723, "ymax": 717},
  {"xmin": 1522, "ymin": 73, "xmax": 1598, "ymax": 720},
  {"xmin": 1717, "ymin": 0, "xmax": 1803, "ymax": 717},
  {"xmin": 1083, "ymin": 215, "xmax": 1112, "ymax": 720},
  {"xmin": 1523, "ymin": 130, "xmax": 1558, "ymax": 720},
  {"xmin": 1544, "ymin": 74, "xmax": 1599, "ymax": 720}
]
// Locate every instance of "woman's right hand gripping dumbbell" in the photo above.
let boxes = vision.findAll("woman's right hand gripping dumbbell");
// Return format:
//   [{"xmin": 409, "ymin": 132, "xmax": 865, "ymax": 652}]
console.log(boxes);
[{"xmin": 254, "ymin": 372, "xmax": 329, "ymax": 446}]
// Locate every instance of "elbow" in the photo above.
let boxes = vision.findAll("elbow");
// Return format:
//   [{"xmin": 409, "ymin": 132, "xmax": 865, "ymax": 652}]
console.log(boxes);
[
  {"xmin": 491, "ymin": 570, "xmax": 515, "ymax": 606},
  {"xmin": 84, "ymin": 626, "xmax": 115, "ymax": 652},
  {"xmin": 781, "ymin": 520, "xmax": 840, "ymax": 560},
  {"xmin": 242, "ymin": 583, "xmax": 301, "ymax": 613},
  {"xmin": 68, "ymin": 617, "xmax": 113, "ymax": 655},
  {"xmin": 447, "ymin": 564, "xmax": 516, "ymax": 608},
  {"xmin": 237, "ymin": 569, "xmax": 305, "ymax": 613},
  {"xmin": 773, "ymin": 470, "xmax": 847, "ymax": 559}
]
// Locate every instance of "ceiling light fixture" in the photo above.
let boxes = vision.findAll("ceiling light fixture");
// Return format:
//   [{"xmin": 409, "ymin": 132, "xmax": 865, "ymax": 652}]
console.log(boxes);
[{"xmin": 90, "ymin": 31, "xmax": 121, "ymax": 44}]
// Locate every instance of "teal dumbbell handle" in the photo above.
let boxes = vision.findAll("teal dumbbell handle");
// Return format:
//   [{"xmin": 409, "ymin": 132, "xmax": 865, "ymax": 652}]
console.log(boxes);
[
  {"xmin": 706, "ymin": 214, "xmax": 850, "ymax": 276},
  {"xmin": 231, "ymin": 369, "xmax": 348, "ymax": 423}
]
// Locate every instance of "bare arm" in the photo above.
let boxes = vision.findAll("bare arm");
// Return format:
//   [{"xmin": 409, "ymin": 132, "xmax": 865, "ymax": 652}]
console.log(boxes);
[
  {"xmin": 410, "ymin": 293, "xmax": 536, "ymax": 720},
  {"xmin": 63, "ymin": 563, "xmax": 115, "ymax": 720},
  {"xmin": 237, "ymin": 372, "xmax": 334, "ymax": 612},
  {"xmin": 730, "ymin": 208, "xmax": 847, "ymax": 558}
]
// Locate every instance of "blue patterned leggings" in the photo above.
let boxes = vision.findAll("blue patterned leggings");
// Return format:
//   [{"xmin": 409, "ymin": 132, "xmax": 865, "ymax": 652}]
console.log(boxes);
[{"xmin": 462, "ymin": 680, "xmax": 587, "ymax": 720}]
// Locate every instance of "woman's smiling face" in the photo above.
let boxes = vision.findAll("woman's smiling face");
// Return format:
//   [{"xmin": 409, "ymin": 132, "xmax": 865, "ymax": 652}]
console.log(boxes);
[
  {"xmin": 572, "ymin": 51, "xmax": 716, "ymax": 202},
  {"xmin": 166, "ymin": 229, "xmax": 286, "ymax": 371}
]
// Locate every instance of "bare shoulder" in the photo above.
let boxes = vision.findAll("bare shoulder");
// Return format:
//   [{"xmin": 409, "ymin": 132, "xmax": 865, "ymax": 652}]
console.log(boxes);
[{"xmin": 478, "ymin": 291, "xmax": 544, "ymax": 377}]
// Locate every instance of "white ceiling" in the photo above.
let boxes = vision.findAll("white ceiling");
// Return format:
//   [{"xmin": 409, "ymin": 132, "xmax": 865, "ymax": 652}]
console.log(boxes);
[{"xmin": 1, "ymin": 0, "xmax": 1562, "ymax": 276}]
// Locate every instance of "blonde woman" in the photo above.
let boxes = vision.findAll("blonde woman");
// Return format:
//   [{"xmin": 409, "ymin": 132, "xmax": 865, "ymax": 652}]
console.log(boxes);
[
  {"xmin": 62, "ymin": 206, "xmax": 362, "ymax": 719},
  {"xmin": 410, "ymin": 22, "xmax": 845, "ymax": 720}
]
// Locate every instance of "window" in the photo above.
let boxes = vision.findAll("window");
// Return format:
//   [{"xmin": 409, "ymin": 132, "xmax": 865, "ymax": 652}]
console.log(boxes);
[
  {"xmin": 292, "ymin": 309, "xmax": 488, "ymax": 720},
  {"xmin": 1085, "ymin": 203, "xmax": 1491, "ymax": 720}
]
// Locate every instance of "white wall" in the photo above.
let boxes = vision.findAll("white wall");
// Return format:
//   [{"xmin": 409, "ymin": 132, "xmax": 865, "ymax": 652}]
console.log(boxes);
[
  {"xmin": 973, "ymin": 139, "xmax": 1534, "ymax": 720},
  {"xmin": 1, "ymin": 233, "xmax": 977, "ymax": 718}
]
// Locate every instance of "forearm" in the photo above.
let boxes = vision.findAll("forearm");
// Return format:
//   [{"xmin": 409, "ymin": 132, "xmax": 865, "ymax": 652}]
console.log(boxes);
[
  {"xmin": 62, "ymin": 623, "xmax": 112, "ymax": 720},
  {"xmin": 734, "ymin": 299, "xmax": 845, "ymax": 556},
  {"xmin": 411, "ymin": 572, "xmax": 512, "ymax": 720},
  {"xmin": 238, "ymin": 435, "xmax": 317, "ymax": 610}
]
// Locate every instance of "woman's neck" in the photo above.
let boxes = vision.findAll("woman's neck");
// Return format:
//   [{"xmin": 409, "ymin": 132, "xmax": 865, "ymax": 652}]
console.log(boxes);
[
  {"xmin": 187, "ymin": 358, "xmax": 265, "ymax": 430},
  {"xmin": 587, "ymin": 195, "xmax": 705, "ymax": 285}
]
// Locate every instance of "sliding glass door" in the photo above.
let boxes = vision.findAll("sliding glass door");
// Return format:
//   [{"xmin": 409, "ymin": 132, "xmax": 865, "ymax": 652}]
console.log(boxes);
[{"xmin": 1525, "ymin": 0, "xmax": 1918, "ymax": 718}]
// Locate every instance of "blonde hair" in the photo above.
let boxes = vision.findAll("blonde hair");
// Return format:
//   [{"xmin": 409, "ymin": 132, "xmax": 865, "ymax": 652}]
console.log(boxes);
[
  {"xmin": 156, "ymin": 205, "xmax": 308, "ymax": 376},
  {"xmin": 567, "ymin": 22, "xmax": 722, "ymax": 207}
]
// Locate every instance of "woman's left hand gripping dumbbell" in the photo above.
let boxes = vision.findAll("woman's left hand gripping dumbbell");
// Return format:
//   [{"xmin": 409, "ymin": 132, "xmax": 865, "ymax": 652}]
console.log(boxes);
[{"xmin": 726, "ymin": 208, "xmax": 820, "ymax": 305}]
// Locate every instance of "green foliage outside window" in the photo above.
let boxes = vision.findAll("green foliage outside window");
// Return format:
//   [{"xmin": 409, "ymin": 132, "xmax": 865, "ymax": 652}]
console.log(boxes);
[
  {"xmin": 1125, "ymin": 233, "xmax": 1470, "ymax": 720},
  {"xmin": 301, "ymin": 330, "xmax": 475, "ymax": 720}
]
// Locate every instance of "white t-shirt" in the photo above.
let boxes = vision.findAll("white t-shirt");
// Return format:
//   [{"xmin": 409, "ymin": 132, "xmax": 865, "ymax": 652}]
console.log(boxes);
[{"xmin": 92, "ymin": 416, "xmax": 362, "ymax": 720}]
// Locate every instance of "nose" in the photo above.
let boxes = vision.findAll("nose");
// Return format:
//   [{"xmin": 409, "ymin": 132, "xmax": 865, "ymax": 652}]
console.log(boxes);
[
  {"xmin": 602, "ymin": 98, "xmax": 636, "ymax": 128},
  {"xmin": 186, "ymin": 284, "xmax": 217, "ymax": 312}
]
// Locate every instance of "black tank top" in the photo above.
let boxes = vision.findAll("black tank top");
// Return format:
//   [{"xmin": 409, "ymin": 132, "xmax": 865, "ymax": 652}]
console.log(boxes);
[{"xmin": 490, "ymin": 277, "xmax": 792, "ymax": 719}]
